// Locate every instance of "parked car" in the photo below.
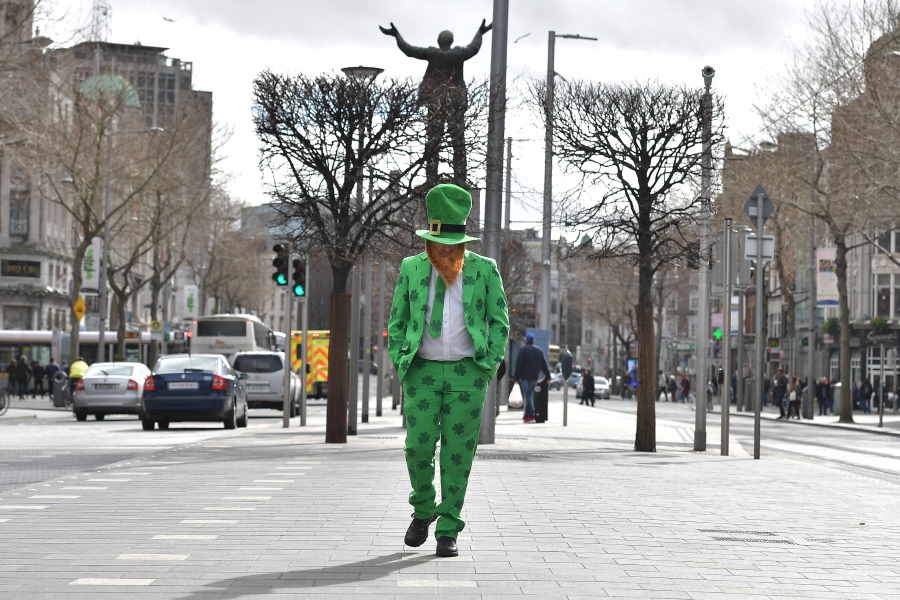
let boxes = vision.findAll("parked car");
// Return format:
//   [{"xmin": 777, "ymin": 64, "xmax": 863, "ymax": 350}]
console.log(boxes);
[
  {"xmin": 233, "ymin": 351, "xmax": 301, "ymax": 415},
  {"xmin": 141, "ymin": 354, "xmax": 248, "ymax": 431},
  {"xmin": 72, "ymin": 362, "xmax": 152, "ymax": 422},
  {"xmin": 549, "ymin": 372, "xmax": 565, "ymax": 391},
  {"xmin": 595, "ymin": 376, "xmax": 611, "ymax": 399}
]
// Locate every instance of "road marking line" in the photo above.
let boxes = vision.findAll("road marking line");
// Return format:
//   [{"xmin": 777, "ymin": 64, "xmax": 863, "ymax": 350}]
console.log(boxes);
[
  {"xmin": 29, "ymin": 495, "xmax": 80, "ymax": 499},
  {"xmin": 181, "ymin": 519, "xmax": 237, "ymax": 524},
  {"xmin": 63, "ymin": 486, "xmax": 107, "ymax": 490},
  {"xmin": 71, "ymin": 578, "xmax": 155, "ymax": 586},
  {"xmin": 257, "ymin": 478, "xmax": 296, "ymax": 482},
  {"xmin": 203, "ymin": 507, "xmax": 256, "ymax": 511},
  {"xmin": 398, "ymin": 580, "xmax": 477, "ymax": 588},
  {"xmin": 275, "ymin": 466, "xmax": 310, "ymax": 470},
  {"xmin": 223, "ymin": 496, "xmax": 271, "ymax": 501},
  {"xmin": 107, "ymin": 472, "xmax": 152, "ymax": 476},
  {"xmin": 239, "ymin": 487, "xmax": 283, "ymax": 491},
  {"xmin": 117, "ymin": 553, "xmax": 188, "ymax": 561},
  {"xmin": 0, "ymin": 505, "xmax": 47, "ymax": 510},
  {"xmin": 153, "ymin": 535, "xmax": 218, "ymax": 540},
  {"xmin": 88, "ymin": 478, "xmax": 132, "ymax": 482}
]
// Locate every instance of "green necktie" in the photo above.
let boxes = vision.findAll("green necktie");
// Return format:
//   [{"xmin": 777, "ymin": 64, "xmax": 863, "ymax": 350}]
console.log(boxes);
[{"xmin": 429, "ymin": 275, "xmax": 446, "ymax": 338}]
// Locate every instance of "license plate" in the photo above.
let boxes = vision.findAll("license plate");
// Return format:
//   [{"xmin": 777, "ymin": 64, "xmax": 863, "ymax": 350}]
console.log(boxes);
[
  {"xmin": 168, "ymin": 382, "xmax": 198, "ymax": 390},
  {"xmin": 95, "ymin": 383, "xmax": 118, "ymax": 390},
  {"xmin": 248, "ymin": 383, "xmax": 269, "ymax": 390}
]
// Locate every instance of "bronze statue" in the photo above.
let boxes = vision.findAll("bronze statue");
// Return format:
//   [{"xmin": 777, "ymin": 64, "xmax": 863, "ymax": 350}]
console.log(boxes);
[{"xmin": 380, "ymin": 20, "xmax": 492, "ymax": 186}]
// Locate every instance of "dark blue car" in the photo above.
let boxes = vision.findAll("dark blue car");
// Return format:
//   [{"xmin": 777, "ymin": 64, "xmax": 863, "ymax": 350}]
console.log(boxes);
[{"xmin": 141, "ymin": 354, "xmax": 249, "ymax": 431}]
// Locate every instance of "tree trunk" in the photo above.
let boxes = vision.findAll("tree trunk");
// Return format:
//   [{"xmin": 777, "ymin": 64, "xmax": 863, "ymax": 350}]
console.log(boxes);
[
  {"xmin": 149, "ymin": 275, "xmax": 161, "ymax": 368},
  {"xmin": 326, "ymin": 262, "xmax": 352, "ymax": 443},
  {"xmin": 115, "ymin": 291, "xmax": 128, "ymax": 361},
  {"xmin": 835, "ymin": 236, "xmax": 854, "ymax": 423},
  {"xmin": 635, "ymin": 256, "xmax": 657, "ymax": 452},
  {"xmin": 68, "ymin": 242, "xmax": 90, "ymax": 364}
]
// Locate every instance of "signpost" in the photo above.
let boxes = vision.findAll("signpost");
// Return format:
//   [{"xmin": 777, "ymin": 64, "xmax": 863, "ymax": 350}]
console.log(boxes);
[
  {"xmin": 73, "ymin": 297, "xmax": 86, "ymax": 323},
  {"xmin": 744, "ymin": 184, "xmax": 773, "ymax": 460},
  {"xmin": 150, "ymin": 319, "xmax": 163, "ymax": 342}
]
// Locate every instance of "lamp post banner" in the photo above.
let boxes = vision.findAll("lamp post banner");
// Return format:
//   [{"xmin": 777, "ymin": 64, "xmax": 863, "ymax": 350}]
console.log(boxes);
[
  {"xmin": 816, "ymin": 247, "xmax": 838, "ymax": 306},
  {"xmin": 81, "ymin": 236, "xmax": 103, "ymax": 295}
]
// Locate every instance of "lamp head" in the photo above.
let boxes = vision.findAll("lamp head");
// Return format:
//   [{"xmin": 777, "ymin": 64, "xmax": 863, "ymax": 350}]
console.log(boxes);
[{"xmin": 701, "ymin": 65, "xmax": 715, "ymax": 89}]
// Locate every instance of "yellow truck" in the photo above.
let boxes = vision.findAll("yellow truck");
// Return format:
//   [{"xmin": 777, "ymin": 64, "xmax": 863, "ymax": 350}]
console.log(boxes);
[{"xmin": 291, "ymin": 330, "xmax": 329, "ymax": 398}]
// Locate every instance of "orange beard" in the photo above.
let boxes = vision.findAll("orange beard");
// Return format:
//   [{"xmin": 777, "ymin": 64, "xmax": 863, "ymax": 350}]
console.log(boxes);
[{"xmin": 426, "ymin": 241, "xmax": 465, "ymax": 286}]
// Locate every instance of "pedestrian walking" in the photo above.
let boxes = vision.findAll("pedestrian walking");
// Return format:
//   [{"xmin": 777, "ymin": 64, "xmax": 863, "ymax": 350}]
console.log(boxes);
[
  {"xmin": 860, "ymin": 378, "xmax": 873, "ymax": 414},
  {"xmin": 45, "ymin": 358, "xmax": 59, "ymax": 399},
  {"xmin": 788, "ymin": 376, "xmax": 801, "ymax": 419},
  {"xmin": 12, "ymin": 355, "xmax": 30, "ymax": 400},
  {"xmin": 668, "ymin": 376, "xmax": 678, "ymax": 403},
  {"xmin": 582, "ymin": 369, "xmax": 595, "ymax": 407},
  {"xmin": 513, "ymin": 332, "xmax": 550, "ymax": 422},
  {"xmin": 773, "ymin": 368, "xmax": 788, "ymax": 419},
  {"xmin": 387, "ymin": 183, "xmax": 509, "ymax": 558},
  {"xmin": 680, "ymin": 374, "xmax": 691, "ymax": 403},
  {"xmin": 816, "ymin": 377, "xmax": 831, "ymax": 415},
  {"xmin": 31, "ymin": 360, "xmax": 45, "ymax": 397}
]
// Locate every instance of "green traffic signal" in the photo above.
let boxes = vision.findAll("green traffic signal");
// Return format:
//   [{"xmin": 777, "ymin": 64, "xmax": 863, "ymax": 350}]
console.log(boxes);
[
  {"xmin": 712, "ymin": 327, "xmax": 723, "ymax": 340},
  {"xmin": 274, "ymin": 273, "xmax": 288, "ymax": 285},
  {"xmin": 292, "ymin": 283, "xmax": 305, "ymax": 297},
  {"xmin": 272, "ymin": 244, "xmax": 288, "ymax": 286}
]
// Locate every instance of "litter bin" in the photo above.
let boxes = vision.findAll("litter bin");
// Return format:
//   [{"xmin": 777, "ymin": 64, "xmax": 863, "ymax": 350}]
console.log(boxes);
[
  {"xmin": 534, "ymin": 376, "xmax": 549, "ymax": 423},
  {"xmin": 51, "ymin": 372, "xmax": 68, "ymax": 407}
]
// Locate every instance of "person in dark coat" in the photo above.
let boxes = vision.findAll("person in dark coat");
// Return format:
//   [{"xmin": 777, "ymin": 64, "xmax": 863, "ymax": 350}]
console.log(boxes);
[
  {"xmin": 581, "ymin": 369, "xmax": 596, "ymax": 407},
  {"xmin": 680, "ymin": 375, "xmax": 691, "ymax": 403},
  {"xmin": 31, "ymin": 360, "xmax": 45, "ymax": 397},
  {"xmin": 513, "ymin": 332, "xmax": 550, "ymax": 423},
  {"xmin": 12, "ymin": 356, "xmax": 31, "ymax": 400},
  {"xmin": 45, "ymin": 358, "xmax": 59, "ymax": 399},
  {"xmin": 860, "ymin": 378, "xmax": 873, "ymax": 414},
  {"xmin": 773, "ymin": 368, "xmax": 788, "ymax": 418},
  {"xmin": 816, "ymin": 377, "xmax": 831, "ymax": 415}
]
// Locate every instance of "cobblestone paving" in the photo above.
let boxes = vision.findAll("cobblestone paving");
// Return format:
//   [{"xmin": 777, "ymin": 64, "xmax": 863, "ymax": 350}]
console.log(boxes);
[{"xmin": 1, "ymin": 398, "xmax": 899, "ymax": 599}]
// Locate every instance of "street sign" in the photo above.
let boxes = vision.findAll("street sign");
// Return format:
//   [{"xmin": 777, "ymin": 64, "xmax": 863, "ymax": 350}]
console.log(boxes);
[
  {"xmin": 743, "ymin": 185, "xmax": 774, "ymax": 222},
  {"xmin": 744, "ymin": 234, "xmax": 775, "ymax": 260},
  {"xmin": 150, "ymin": 319, "xmax": 163, "ymax": 342},
  {"xmin": 73, "ymin": 297, "xmax": 86, "ymax": 322}
]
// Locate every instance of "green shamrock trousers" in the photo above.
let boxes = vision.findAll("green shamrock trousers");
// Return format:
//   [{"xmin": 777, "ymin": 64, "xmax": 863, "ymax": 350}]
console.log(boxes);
[{"xmin": 403, "ymin": 355, "xmax": 490, "ymax": 539}]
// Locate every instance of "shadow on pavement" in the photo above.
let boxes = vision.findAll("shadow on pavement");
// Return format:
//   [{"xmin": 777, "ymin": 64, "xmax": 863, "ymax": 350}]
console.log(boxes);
[{"xmin": 171, "ymin": 551, "xmax": 437, "ymax": 599}]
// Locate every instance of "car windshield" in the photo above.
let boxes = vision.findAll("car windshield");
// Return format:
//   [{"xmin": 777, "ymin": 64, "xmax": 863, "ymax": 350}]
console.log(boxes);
[
  {"xmin": 155, "ymin": 356, "xmax": 220, "ymax": 374},
  {"xmin": 596, "ymin": 377, "xmax": 610, "ymax": 386},
  {"xmin": 86, "ymin": 365, "xmax": 134, "ymax": 377},
  {"xmin": 234, "ymin": 354, "xmax": 282, "ymax": 373}
]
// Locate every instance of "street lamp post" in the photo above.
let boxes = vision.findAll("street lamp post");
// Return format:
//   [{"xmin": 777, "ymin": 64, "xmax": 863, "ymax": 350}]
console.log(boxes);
[
  {"xmin": 694, "ymin": 66, "xmax": 715, "ymax": 452},
  {"xmin": 540, "ymin": 30, "xmax": 596, "ymax": 335}
]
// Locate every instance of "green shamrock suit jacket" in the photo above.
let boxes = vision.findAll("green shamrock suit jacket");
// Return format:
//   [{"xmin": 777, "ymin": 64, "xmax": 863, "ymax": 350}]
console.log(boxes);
[{"xmin": 388, "ymin": 250, "xmax": 510, "ymax": 382}]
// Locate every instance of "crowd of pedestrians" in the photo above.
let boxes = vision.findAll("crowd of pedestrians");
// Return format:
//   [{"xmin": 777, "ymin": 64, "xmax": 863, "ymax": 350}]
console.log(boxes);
[{"xmin": 2, "ymin": 355, "xmax": 68, "ymax": 400}]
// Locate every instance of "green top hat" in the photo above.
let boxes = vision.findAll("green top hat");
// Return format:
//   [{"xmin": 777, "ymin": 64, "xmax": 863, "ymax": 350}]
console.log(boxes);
[{"xmin": 415, "ymin": 183, "xmax": 480, "ymax": 245}]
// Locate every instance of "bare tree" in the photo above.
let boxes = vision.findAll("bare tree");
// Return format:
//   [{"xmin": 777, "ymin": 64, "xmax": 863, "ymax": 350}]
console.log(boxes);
[
  {"xmin": 545, "ymin": 80, "xmax": 725, "ymax": 452},
  {"xmin": 253, "ymin": 71, "xmax": 487, "ymax": 443},
  {"xmin": 758, "ymin": 0, "xmax": 900, "ymax": 423}
]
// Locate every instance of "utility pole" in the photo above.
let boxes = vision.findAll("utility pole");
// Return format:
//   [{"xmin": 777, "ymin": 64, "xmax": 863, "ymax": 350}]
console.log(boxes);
[
  {"xmin": 375, "ymin": 261, "xmax": 385, "ymax": 417},
  {"xmin": 804, "ymin": 210, "xmax": 817, "ymax": 419},
  {"xmin": 281, "ymin": 248, "xmax": 294, "ymax": 429},
  {"xmin": 480, "ymin": 0, "xmax": 508, "ymax": 445},
  {"xmin": 348, "ymin": 265, "xmax": 360, "ymax": 435},
  {"xmin": 694, "ymin": 66, "xmax": 715, "ymax": 452},
  {"xmin": 299, "ymin": 259, "xmax": 309, "ymax": 426},
  {"xmin": 541, "ymin": 30, "xmax": 597, "ymax": 335},
  {"xmin": 362, "ymin": 257, "xmax": 372, "ymax": 423},
  {"xmin": 721, "ymin": 218, "xmax": 732, "ymax": 455}
]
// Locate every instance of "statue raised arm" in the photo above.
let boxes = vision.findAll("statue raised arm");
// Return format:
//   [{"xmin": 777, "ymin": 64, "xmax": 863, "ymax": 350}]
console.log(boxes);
[{"xmin": 380, "ymin": 19, "xmax": 493, "ymax": 186}]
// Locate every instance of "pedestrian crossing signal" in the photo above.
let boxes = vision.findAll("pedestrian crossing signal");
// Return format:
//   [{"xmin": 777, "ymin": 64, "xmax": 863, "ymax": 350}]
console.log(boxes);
[{"xmin": 712, "ymin": 327, "xmax": 723, "ymax": 340}]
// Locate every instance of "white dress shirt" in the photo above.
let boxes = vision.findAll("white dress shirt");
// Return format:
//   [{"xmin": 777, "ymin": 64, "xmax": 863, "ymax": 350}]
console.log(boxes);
[{"xmin": 417, "ymin": 268, "xmax": 475, "ymax": 361}]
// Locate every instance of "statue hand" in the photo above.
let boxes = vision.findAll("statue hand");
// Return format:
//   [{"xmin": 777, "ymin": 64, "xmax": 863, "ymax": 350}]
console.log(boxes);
[
  {"xmin": 479, "ymin": 19, "xmax": 493, "ymax": 35},
  {"xmin": 379, "ymin": 22, "xmax": 398, "ymax": 37}
]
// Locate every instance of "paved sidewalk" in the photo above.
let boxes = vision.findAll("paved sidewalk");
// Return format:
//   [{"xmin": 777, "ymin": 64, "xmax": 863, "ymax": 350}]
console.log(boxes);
[{"xmin": 1, "ymin": 398, "xmax": 900, "ymax": 599}]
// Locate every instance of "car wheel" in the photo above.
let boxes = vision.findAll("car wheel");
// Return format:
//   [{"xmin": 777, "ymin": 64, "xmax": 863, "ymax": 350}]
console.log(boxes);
[
  {"xmin": 141, "ymin": 417, "xmax": 155, "ymax": 431},
  {"xmin": 157, "ymin": 420, "xmax": 170, "ymax": 430},
  {"xmin": 74, "ymin": 409, "xmax": 88, "ymax": 422},
  {"xmin": 95, "ymin": 414, "xmax": 105, "ymax": 421},
  {"xmin": 223, "ymin": 400, "xmax": 236, "ymax": 430},
  {"xmin": 237, "ymin": 409, "xmax": 248, "ymax": 428}
]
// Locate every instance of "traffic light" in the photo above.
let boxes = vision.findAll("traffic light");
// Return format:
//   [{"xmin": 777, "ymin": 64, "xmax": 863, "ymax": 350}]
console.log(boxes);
[
  {"xmin": 272, "ymin": 244, "xmax": 288, "ymax": 286},
  {"xmin": 712, "ymin": 327, "xmax": 723, "ymax": 340},
  {"xmin": 291, "ymin": 258, "xmax": 305, "ymax": 297}
]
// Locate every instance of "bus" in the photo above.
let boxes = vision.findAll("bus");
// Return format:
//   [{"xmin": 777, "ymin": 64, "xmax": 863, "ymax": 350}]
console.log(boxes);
[{"xmin": 190, "ymin": 314, "xmax": 276, "ymax": 363}]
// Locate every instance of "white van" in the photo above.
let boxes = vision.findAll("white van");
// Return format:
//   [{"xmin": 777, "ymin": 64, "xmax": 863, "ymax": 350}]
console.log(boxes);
[{"xmin": 233, "ymin": 351, "xmax": 301, "ymax": 416}]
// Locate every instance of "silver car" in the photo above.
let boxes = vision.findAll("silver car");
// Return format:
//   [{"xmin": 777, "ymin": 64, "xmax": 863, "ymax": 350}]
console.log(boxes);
[
  {"xmin": 233, "ymin": 351, "xmax": 301, "ymax": 416},
  {"xmin": 73, "ymin": 362, "xmax": 152, "ymax": 422}
]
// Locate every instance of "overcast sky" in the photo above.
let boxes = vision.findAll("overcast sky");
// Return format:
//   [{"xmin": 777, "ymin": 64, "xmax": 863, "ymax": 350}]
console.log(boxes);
[{"xmin": 57, "ymin": 0, "xmax": 813, "ymax": 230}]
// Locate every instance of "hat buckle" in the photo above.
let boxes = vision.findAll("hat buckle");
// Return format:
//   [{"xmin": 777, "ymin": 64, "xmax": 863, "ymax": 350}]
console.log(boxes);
[{"xmin": 428, "ymin": 219, "xmax": 442, "ymax": 235}]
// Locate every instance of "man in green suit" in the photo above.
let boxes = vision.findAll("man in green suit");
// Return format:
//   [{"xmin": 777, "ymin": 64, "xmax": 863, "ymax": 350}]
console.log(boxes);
[{"xmin": 388, "ymin": 183, "xmax": 509, "ymax": 557}]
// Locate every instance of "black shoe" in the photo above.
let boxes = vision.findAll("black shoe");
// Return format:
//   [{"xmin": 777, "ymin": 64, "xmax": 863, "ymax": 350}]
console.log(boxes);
[
  {"xmin": 404, "ymin": 514, "xmax": 436, "ymax": 547},
  {"xmin": 436, "ymin": 536, "xmax": 458, "ymax": 557}
]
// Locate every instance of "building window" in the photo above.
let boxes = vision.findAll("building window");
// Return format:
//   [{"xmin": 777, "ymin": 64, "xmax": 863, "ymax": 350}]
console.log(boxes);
[
  {"xmin": 877, "ymin": 274, "xmax": 891, "ymax": 317},
  {"xmin": 4, "ymin": 306, "xmax": 33, "ymax": 330},
  {"xmin": 585, "ymin": 329, "xmax": 593, "ymax": 345}
]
